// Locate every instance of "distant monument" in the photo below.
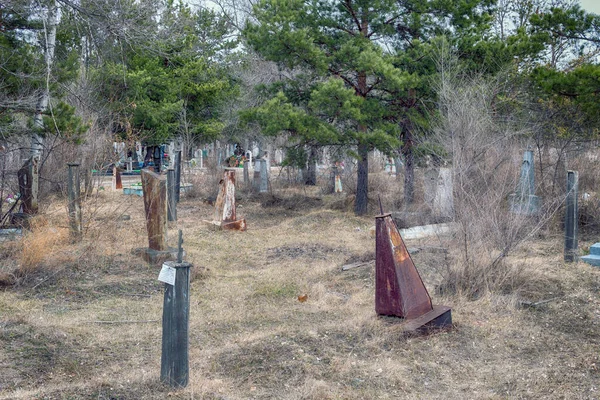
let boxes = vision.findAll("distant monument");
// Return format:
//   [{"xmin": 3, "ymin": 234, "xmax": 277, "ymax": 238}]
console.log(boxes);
[
  {"xmin": 424, "ymin": 168, "xmax": 454, "ymax": 220},
  {"xmin": 204, "ymin": 169, "xmax": 246, "ymax": 231},
  {"xmin": 509, "ymin": 150, "xmax": 539, "ymax": 215}
]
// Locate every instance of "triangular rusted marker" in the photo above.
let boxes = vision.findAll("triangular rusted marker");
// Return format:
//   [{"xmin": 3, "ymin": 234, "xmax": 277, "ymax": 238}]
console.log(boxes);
[{"xmin": 375, "ymin": 212, "xmax": 451, "ymax": 333}]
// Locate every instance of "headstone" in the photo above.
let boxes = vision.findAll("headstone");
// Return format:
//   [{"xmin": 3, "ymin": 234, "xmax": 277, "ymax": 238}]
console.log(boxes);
[
  {"xmin": 259, "ymin": 159, "xmax": 268, "ymax": 193},
  {"xmin": 174, "ymin": 150, "xmax": 181, "ymax": 203},
  {"xmin": 564, "ymin": 170, "xmax": 578, "ymax": 262},
  {"xmin": 434, "ymin": 168, "xmax": 454, "ymax": 219},
  {"xmin": 67, "ymin": 163, "xmax": 82, "ymax": 242},
  {"xmin": 167, "ymin": 169, "xmax": 177, "ymax": 222},
  {"xmin": 204, "ymin": 169, "xmax": 246, "ymax": 231},
  {"xmin": 252, "ymin": 160, "xmax": 261, "ymax": 192},
  {"xmin": 132, "ymin": 169, "xmax": 180, "ymax": 264},
  {"xmin": 580, "ymin": 243, "xmax": 600, "ymax": 267},
  {"xmin": 424, "ymin": 168, "xmax": 454, "ymax": 220},
  {"xmin": 142, "ymin": 169, "xmax": 167, "ymax": 251},
  {"xmin": 423, "ymin": 169, "xmax": 438, "ymax": 209},
  {"xmin": 243, "ymin": 162, "xmax": 249, "ymax": 187},
  {"xmin": 509, "ymin": 150, "xmax": 539, "ymax": 215},
  {"xmin": 126, "ymin": 158, "xmax": 133, "ymax": 173},
  {"xmin": 112, "ymin": 166, "xmax": 122, "ymax": 190}
]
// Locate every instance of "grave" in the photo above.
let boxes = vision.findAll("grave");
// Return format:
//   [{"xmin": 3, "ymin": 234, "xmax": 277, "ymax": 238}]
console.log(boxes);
[
  {"xmin": 375, "ymin": 212, "xmax": 452, "ymax": 333},
  {"xmin": 112, "ymin": 166, "xmax": 123, "ymax": 190},
  {"xmin": 203, "ymin": 169, "xmax": 246, "ymax": 231},
  {"xmin": 424, "ymin": 168, "xmax": 454, "ymax": 220},
  {"xmin": 259, "ymin": 159, "xmax": 269, "ymax": 193},
  {"xmin": 132, "ymin": 169, "xmax": 181, "ymax": 264},
  {"xmin": 564, "ymin": 171, "xmax": 578, "ymax": 262},
  {"xmin": 580, "ymin": 243, "xmax": 600, "ymax": 267},
  {"xmin": 509, "ymin": 150, "xmax": 539, "ymax": 215}
]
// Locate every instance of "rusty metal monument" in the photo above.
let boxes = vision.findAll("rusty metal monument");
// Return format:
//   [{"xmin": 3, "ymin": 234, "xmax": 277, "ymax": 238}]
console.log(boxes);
[
  {"xmin": 204, "ymin": 169, "xmax": 246, "ymax": 231},
  {"xmin": 375, "ymin": 211, "xmax": 452, "ymax": 333}
]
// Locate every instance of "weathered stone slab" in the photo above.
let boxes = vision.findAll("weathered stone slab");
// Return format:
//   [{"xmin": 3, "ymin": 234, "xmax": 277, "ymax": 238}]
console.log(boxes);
[
  {"xmin": 141, "ymin": 169, "xmax": 168, "ymax": 251},
  {"xmin": 510, "ymin": 150, "xmax": 540, "ymax": 215},
  {"xmin": 203, "ymin": 169, "xmax": 246, "ymax": 231}
]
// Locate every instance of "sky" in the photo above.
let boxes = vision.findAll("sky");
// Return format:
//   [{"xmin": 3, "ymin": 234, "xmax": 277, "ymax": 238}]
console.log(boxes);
[{"xmin": 580, "ymin": 0, "xmax": 600, "ymax": 14}]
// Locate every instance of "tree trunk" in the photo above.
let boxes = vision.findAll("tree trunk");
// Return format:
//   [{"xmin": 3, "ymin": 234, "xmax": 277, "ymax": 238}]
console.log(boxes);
[
  {"xmin": 355, "ymin": 142, "xmax": 369, "ymax": 215},
  {"xmin": 29, "ymin": 0, "xmax": 59, "ymax": 214},
  {"xmin": 305, "ymin": 146, "xmax": 317, "ymax": 185}
]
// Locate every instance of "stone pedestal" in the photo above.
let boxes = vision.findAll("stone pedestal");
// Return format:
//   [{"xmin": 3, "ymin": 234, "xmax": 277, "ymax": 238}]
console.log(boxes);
[{"xmin": 580, "ymin": 243, "xmax": 600, "ymax": 267}]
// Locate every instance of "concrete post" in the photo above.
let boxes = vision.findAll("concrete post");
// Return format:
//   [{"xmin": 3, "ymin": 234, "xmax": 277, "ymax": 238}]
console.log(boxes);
[
  {"xmin": 167, "ymin": 169, "xmax": 177, "ymax": 222},
  {"xmin": 174, "ymin": 150, "xmax": 182, "ymax": 203},
  {"xmin": 259, "ymin": 159, "xmax": 268, "ymax": 193},
  {"xmin": 564, "ymin": 170, "xmax": 578, "ymax": 262}
]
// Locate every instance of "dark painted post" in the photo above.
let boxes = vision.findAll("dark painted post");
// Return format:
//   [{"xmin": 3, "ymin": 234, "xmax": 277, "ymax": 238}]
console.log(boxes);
[
  {"xmin": 174, "ymin": 150, "xmax": 182, "ymax": 203},
  {"xmin": 160, "ymin": 231, "xmax": 191, "ymax": 388},
  {"xmin": 67, "ymin": 163, "xmax": 82, "ymax": 241},
  {"xmin": 167, "ymin": 169, "xmax": 177, "ymax": 222},
  {"xmin": 564, "ymin": 170, "xmax": 579, "ymax": 262}
]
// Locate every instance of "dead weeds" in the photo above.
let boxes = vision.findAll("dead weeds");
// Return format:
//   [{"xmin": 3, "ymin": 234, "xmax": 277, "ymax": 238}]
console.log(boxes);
[{"xmin": 0, "ymin": 180, "xmax": 599, "ymax": 399}]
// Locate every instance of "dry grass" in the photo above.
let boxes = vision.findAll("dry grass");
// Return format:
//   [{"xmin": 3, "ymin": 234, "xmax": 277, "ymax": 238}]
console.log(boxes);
[{"xmin": 0, "ymin": 174, "xmax": 599, "ymax": 399}]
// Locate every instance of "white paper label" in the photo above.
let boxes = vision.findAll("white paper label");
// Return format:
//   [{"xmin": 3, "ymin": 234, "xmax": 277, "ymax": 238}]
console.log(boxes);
[{"xmin": 158, "ymin": 264, "xmax": 176, "ymax": 286}]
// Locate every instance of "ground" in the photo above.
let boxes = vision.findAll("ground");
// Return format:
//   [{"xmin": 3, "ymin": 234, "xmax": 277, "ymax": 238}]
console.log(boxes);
[{"xmin": 0, "ymin": 176, "xmax": 599, "ymax": 399}]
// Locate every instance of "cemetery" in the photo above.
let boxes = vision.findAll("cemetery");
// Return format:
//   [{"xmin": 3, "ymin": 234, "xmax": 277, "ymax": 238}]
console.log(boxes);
[
  {"xmin": 1, "ymin": 0, "xmax": 600, "ymax": 398},
  {"xmin": 0, "ymin": 147, "xmax": 599, "ymax": 399}
]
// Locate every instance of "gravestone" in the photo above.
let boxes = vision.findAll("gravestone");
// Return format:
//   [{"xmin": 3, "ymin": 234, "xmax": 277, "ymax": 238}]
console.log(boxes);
[
  {"xmin": 133, "ymin": 169, "xmax": 180, "ymax": 264},
  {"xmin": 509, "ymin": 150, "xmax": 539, "ymax": 215},
  {"xmin": 204, "ymin": 169, "xmax": 246, "ymax": 231},
  {"xmin": 253, "ymin": 160, "xmax": 261, "ymax": 192},
  {"xmin": 581, "ymin": 243, "xmax": 600, "ymax": 267},
  {"xmin": 112, "ymin": 166, "xmax": 122, "ymax": 190},
  {"xmin": 243, "ymin": 162, "xmax": 249, "ymax": 187},
  {"xmin": 167, "ymin": 169, "xmax": 177, "ymax": 222},
  {"xmin": 67, "ymin": 163, "xmax": 82, "ymax": 242},
  {"xmin": 564, "ymin": 171, "xmax": 578, "ymax": 262},
  {"xmin": 424, "ymin": 168, "xmax": 454, "ymax": 220},
  {"xmin": 259, "ymin": 159, "xmax": 268, "ymax": 193},
  {"xmin": 174, "ymin": 150, "xmax": 182, "ymax": 203}
]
